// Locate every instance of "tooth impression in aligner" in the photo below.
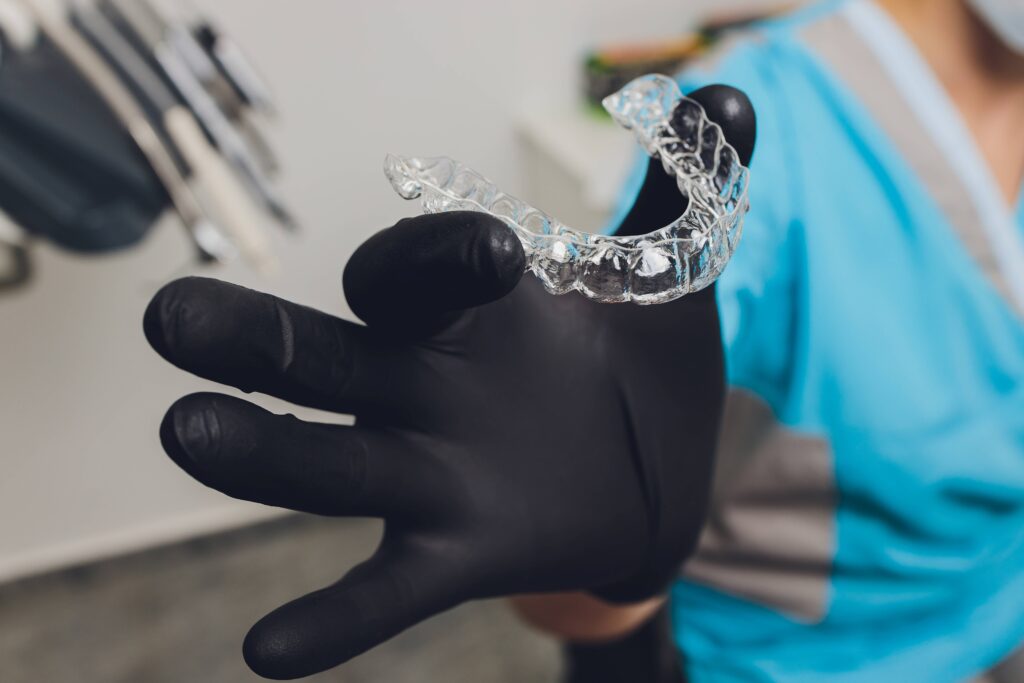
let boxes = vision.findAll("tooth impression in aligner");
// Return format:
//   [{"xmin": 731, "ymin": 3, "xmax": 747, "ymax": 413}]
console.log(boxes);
[{"xmin": 383, "ymin": 74, "xmax": 750, "ymax": 305}]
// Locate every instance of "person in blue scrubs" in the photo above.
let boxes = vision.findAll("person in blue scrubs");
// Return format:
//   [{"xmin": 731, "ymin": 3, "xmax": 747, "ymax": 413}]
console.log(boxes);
[
  {"xmin": 518, "ymin": 1, "xmax": 1024, "ymax": 681},
  {"xmin": 143, "ymin": 0, "xmax": 1022, "ymax": 680}
]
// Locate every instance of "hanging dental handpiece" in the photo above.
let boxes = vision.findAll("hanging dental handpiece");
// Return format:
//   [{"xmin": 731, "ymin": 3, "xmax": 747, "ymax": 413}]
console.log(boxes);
[
  {"xmin": 14, "ymin": 0, "xmax": 237, "ymax": 265},
  {"xmin": 70, "ymin": 0, "xmax": 277, "ymax": 274},
  {"xmin": 0, "ymin": 0, "xmax": 37, "ymax": 52},
  {"xmin": 192, "ymin": 18, "xmax": 275, "ymax": 115},
  {"xmin": 166, "ymin": 0, "xmax": 274, "ymax": 117},
  {"xmin": 103, "ymin": 0, "xmax": 296, "ymax": 231},
  {"xmin": 0, "ymin": 208, "xmax": 30, "ymax": 290},
  {"xmin": 188, "ymin": 15, "xmax": 280, "ymax": 177},
  {"xmin": 167, "ymin": 0, "xmax": 279, "ymax": 178}
]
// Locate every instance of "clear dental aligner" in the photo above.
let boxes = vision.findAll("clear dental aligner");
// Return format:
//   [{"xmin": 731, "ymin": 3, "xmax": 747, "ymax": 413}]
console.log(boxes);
[{"xmin": 384, "ymin": 74, "xmax": 750, "ymax": 304}]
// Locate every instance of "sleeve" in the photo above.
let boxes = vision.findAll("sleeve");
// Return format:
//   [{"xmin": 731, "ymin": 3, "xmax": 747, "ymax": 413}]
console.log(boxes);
[{"xmin": 610, "ymin": 38, "xmax": 802, "ymax": 405}]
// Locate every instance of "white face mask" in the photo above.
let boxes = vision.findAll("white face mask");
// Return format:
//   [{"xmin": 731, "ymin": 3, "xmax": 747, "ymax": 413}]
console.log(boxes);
[{"xmin": 966, "ymin": 0, "xmax": 1024, "ymax": 54}]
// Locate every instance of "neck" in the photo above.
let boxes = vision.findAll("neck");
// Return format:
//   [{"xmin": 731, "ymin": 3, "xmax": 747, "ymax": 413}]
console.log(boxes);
[{"xmin": 876, "ymin": 0, "xmax": 1024, "ymax": 204}]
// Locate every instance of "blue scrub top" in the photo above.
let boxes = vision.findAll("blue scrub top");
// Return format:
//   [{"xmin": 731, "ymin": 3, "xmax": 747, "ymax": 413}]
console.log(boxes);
[{"xmin": 612, "ymin": 1, "xmax": 1024, "ymax": 681}]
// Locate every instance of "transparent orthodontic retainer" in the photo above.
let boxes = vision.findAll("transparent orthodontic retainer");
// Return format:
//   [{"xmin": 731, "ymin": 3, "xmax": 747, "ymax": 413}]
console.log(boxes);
[{"xmin": 384, "ymin": 74, "xmax": 750, "ymax": 304}]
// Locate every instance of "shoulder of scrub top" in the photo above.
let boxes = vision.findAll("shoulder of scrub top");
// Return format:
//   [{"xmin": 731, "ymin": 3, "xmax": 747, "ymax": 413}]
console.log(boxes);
[{"xmin": 674, "ymin": 11, "xmax": 832, "ymax": 399}]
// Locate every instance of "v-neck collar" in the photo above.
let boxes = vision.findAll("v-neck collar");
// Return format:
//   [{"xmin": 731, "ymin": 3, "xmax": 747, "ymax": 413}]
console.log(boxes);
[{"xmin": 840, "ymin": 0, "xmax": 1024, "ymax": 315}]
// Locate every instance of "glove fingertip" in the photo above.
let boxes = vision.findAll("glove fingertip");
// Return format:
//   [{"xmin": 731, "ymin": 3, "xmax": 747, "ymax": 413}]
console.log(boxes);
[
  {"xmin": 159, "ymin": 392, "xmax": 245, "ymax": 482},
  {"xmin": 686, "ymin": 84, "xmax": 757, "ymax": 167},
  {"xmin": 343, "ymin": 211, "xmax": 526, "ymax": 331},
  {"xmin": 159, "ymin": 395, "xmax": 196, "ymax": 475},
  {"xmin": 243, "ymin": 618, "xmax": 305, "ymax": 681},
  {"xmin": 143, "ymin": 276, "xmax": 225, "ymax": 366},
  {"xmin": 143, "ymin": 278, "xmax": 186, "ymax": 362},
  {"xmin": 243, "ymin": 596, "xmax": 360, "ymax": 681},
  {"xmin": 476, "ymin": 214, "xmax": 527, "ymax": 292}
]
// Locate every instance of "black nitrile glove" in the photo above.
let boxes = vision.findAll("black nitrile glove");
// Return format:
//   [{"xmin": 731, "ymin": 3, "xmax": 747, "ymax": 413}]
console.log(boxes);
[{"xmin": 144, "ymin": 85, "xmax": 755, "ymax": 680}]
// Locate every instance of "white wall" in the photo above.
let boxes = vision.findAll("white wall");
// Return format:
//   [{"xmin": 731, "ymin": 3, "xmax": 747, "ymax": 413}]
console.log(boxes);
[{"xmin": 0, "ymin": 0, "xmax": 774, "ymax": 582}]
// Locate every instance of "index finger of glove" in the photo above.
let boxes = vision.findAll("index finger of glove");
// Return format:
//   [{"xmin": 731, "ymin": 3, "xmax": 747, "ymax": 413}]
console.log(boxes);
[{"xmin": 144, "ymin": 276, "xmax": 411, "ymax": 417}]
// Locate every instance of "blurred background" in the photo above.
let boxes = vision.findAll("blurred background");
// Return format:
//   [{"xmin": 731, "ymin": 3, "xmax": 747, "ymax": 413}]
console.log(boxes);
[{"xmin": 0, "ymin": 1, "xmax": 789, "ymax": 681}]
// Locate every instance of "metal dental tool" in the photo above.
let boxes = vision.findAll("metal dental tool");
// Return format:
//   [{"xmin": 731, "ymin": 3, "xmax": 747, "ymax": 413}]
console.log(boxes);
[
  {"xmin": 193, "ymin": 20, "xmax": 275, "ymax": 116},
  {"xmin": 103, "ymin": 0, "xmax": 296, "ymax": 231},
  {"xmin": 16, "ymin": 0, "xmax": 231, "ymax": 264},
  {"xmin": 71, "ymin": 1, "xmax": 276, "ymax": 273},
  {"xmin": 0, "ymin": 0, "xmax": 38, "ymax": 51},
  {"xmin": 0, "ymin": 207, "xmax": 30, "ymax": 290}
]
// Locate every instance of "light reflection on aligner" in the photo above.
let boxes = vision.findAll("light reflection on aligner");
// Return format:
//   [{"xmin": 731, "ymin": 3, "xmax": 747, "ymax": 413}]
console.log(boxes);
[{"xmin": 384, "ymin": 74, "xmax": 750, "ymax": 304}]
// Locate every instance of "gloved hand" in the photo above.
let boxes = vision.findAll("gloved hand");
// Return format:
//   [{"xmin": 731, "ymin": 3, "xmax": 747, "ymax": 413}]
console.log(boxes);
[{"xmin": 144, "ymin": 85, "xmax": 755, "ymax": 680}]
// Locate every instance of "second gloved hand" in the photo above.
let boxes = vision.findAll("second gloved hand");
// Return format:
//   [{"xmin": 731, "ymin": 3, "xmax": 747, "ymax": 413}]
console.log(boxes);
[{"xmin": 144, "ymin": 85, "xmax": 755, "ymax": 680}]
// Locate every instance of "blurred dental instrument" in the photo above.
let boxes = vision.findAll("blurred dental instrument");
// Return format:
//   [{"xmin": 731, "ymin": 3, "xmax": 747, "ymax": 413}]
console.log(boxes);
[
  {"xmin": 103, "ymin": 0, "xmax": 296, "ymax": 230},
  {"xmin": 0, "ymin": 1, "xmax": 33, "ymax": 288},
  {"xmin": 0, "ymin": 208, "xmax": 30, "ymax": 289},
  {"xmin": 16, "ymin": 0, "xmax": 235, "ymax": 264},
  {"xmin": 0, "ymin": 0, "xmax": 291, "ymax": 289},
  {"xmin": 0, "ymin": 0, "xmax": 38, "ymax": 51},
  {"xmin": 71, "ymin": 1, "xmax": 276, "ymax": 273}
]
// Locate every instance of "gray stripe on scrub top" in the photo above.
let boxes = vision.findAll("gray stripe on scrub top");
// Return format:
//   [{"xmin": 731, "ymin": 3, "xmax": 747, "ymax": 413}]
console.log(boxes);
[{"xmin": 683, "ymin": 389, "xmax": 837, "ymax": 623}]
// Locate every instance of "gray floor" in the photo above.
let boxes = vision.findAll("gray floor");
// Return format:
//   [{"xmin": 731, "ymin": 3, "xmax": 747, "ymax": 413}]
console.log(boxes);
[{"xmin": 0, "ymin": 515, "xmax": 562, "ymax": 683}]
